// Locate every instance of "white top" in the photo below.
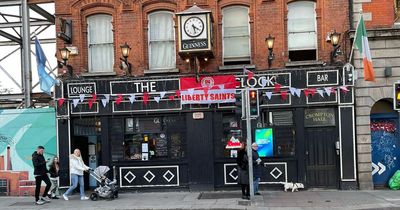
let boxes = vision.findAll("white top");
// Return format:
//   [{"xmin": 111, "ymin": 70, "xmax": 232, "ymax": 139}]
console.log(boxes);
[{"xmin": 69, "ymin": 154, "xmax": 90, "ymax": 176}]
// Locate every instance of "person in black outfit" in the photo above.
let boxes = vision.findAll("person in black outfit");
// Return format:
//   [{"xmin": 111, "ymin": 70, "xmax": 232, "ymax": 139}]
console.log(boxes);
[
  {"xmin": 32, "ymin": 146, "xmax": 51, "ymax": 205},
  {"xmin": 252, "ymin": 143, "xmax": 262, "ymax": 195},
  {"xmin": 236, "ymin": 142, "xmax": 250, "ymax": 200},
  {"xmin": 48, "ymin": 156, "xmax": 60, "ymax": 199}
]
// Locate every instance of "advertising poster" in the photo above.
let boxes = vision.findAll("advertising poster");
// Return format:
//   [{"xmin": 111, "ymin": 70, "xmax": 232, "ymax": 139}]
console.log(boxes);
[{"xmin": 255, "ymin": 128, "xmax": 273, "ymax": 157}]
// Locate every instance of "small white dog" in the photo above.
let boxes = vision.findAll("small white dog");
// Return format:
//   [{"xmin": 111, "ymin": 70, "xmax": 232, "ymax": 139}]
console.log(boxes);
[{"xmin": 279, "ymin": 182, "xmax": 304, "ymax": 192}]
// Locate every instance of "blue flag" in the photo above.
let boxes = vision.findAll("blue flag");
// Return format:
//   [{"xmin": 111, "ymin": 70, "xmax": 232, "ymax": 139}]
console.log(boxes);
[{"xmin": 35, "ymin": 38, "xmax": 56, "ymax": 95}]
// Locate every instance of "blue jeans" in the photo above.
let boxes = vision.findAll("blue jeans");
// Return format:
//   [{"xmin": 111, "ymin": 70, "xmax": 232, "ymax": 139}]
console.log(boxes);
[
  {"xmin": 253, "ymin": 177, "xmax": 260, "ymax": 193},
  {"xmin": 64, "ymin": 174, "xmax": 85, "ymax": 197}
]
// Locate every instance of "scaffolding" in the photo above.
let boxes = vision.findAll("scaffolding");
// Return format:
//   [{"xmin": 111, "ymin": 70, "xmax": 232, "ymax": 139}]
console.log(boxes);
[{"xmin": 0, "ymin": 0, "xmax": 55, "ymax": 108}]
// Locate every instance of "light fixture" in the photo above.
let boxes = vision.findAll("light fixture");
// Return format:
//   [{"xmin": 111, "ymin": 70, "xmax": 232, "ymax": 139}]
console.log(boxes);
[
  {"xmin": 185, "ymin": 58, "xmax": 190, "ymax": 63},
  {"xmin": 58, "ymin": 47, "xmax": 73, "ymax": 78},
  {"xmin": 265, "ymin": 34, "xmax": 275, "ymax": 68},
  {"xmin": 329, "ymin": 30, "xmax": 341, "ymax": 64},
  {"xmin": 119, "ymin": 42, "xmax": 132, "ymax": 76},
  {"xmin": 204, "ymin": 57, "xmax": 208, "ymax": 62}
]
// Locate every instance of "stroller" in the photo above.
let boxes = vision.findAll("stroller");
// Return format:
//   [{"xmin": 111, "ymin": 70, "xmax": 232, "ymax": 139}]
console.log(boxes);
[{"xmin": 88, "ymin": 166, "xmax": 119, "ymax": 201}]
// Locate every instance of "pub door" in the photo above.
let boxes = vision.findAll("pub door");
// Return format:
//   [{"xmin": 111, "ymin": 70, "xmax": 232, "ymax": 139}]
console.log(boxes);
[
  {"xmin": 305, "ymin": 127, "xmax": 338, "ymax": 188},
  {"xmin": 186, "ymin": 112, "xmax": 214, "ymax": 191}
]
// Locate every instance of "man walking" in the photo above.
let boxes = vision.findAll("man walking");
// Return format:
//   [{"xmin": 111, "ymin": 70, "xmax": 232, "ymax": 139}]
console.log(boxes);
[{"xmin": 32, "ymin": 146, "xmax": 51, "ymax": 205}]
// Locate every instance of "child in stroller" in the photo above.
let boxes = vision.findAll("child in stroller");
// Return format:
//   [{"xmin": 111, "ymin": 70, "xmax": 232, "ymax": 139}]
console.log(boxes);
[{"xmin": 89, "ymin": 166, "xmax": 118, "ymax": 201}]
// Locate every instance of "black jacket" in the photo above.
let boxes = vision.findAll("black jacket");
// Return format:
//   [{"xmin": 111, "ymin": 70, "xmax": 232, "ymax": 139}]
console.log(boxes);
[
  {"xmin": 49, "ymin": 164, "xmax": 59, "ymax": 178},
  {"xmin": 32, "ymin": 151, "xmax": 48, "ymax": 176},
  {"xmin": 252, "ymin": 149, "xmax": 262, "ymax": 179}
]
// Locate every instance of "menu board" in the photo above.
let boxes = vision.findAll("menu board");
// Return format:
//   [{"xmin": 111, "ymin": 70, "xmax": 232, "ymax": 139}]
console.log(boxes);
[{"xmin": 155, "ymin": 134, "xmax": 168, "ymax": 157}]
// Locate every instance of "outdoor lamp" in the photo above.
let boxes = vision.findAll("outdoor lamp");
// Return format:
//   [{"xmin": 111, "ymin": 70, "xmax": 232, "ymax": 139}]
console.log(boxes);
[
  {"xmin": 329, "ymin": 30, "xmax": 341, "ymax": 64},
  {"xmin": 58, "ymin": 47, "xmax": 73, "ymax": 78},
  {"xmin": 59, "ymin": 47, "xmax": 70, "ymax": 65},
  {"xmin": 265, "ymin": 34, "xmax": 275, "ymax": 68},
  {"xmin": 119, "ymin": 42, "xmax": 132, "ymax": 76}
]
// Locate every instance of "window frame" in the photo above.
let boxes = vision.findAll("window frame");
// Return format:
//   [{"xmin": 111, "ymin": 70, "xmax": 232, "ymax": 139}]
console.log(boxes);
[
  {"xmin": 222, "ymin": 6, "xmax": 251, "ymax": 64},
  {"xmin": 87, "ymin": 14, "xmax": 114, "ymax": 73},
  {"xmin": 147, "ymin": 11, "xmax": 176, "ymax": 71},
  {"xmin": 287, "ymin": 1, "xmax": 318, "ymax": 61}
]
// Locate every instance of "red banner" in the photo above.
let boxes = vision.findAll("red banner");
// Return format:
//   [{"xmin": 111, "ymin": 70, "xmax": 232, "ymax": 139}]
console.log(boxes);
[{"xmin": 180, "ymin": 75, "xmax": 237, "ymax": 104}]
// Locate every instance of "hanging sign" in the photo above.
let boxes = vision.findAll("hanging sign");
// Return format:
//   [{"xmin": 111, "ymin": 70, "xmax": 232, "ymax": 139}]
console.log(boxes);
[{"xmin": 180, "ymin": 75, "xmax": 236, "ymax": 104}]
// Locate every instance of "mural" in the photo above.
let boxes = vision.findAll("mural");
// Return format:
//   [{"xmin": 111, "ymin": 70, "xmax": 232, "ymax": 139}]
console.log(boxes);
[
  {"xmin": 371, "ymin": 117, "xmax": 400, "ymax": 186},
  {"xmin": 0, "ymin": 108, "xmax": 56, "ymax": 196}
]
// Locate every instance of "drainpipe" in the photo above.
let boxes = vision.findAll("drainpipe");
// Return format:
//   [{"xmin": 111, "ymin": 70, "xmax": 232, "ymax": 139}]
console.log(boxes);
[{"xmin": 349, "ymin": 0, "xmax": 354, "ymax": 30}]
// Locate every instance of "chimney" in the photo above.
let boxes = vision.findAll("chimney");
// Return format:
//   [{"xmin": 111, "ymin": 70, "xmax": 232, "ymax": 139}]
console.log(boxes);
[
  {"xmin": 0, "ymin": 155, "xmax": 4, "ymax": 170},
  {"xmin": 6, "ymin": 145, "xmax": 12, "ymax": 170}
]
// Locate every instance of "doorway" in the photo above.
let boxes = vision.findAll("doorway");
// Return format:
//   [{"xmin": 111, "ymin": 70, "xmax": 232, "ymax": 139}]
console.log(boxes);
[
  {"xmin": 305, "ymin": 127, "xmax": 338, "ymax": 188},
  {"xmin": 71, "ymin": 136, "xmax": 90, "ymax": 190}
]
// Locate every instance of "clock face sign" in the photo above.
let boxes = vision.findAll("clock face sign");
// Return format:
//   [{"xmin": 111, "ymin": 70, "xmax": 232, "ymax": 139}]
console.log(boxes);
[{"xmin": 184, "ymin": 17, "xmax": 204, "ymax": 37}]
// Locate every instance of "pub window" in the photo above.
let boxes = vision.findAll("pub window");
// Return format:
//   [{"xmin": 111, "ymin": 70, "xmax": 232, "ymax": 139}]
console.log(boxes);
[
  {"xmin": 222, "ymin": 6, "xmax": 251, "ymax": 65},
  {"xmin": 121, "ymin": 116, "xmax": 186, "ymax": 161},
  {"xmin": 287, "ymin": 1, "xmax": 317, "ymax": 62},
  {"xmin": 267, "ymin": 111, "xmax": 296, "ymax": 157},
  {"xmin": 215, "ymin": 114, "xmax": 243, "ymax": 159},
  {"xmin": 148, "ymin": 11, "xmax": 176, "ymax": 70},
  {"xmin": 87, "ymin": 14, "xmax": 114, "ymax": 73}
]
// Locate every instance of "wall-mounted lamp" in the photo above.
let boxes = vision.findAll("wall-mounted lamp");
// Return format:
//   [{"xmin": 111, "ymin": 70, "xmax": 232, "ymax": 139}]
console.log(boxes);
[
  {"xmin": 265, "ymin": 34, "xmax": 275, "ymax": 68},
  {"xmin": 329, "ymin": 30, "xmax": 342, "ymax": 64},
  {"xmin": 119, "ymin": 42, "xmax": 132, "ymax": 76},
  {"xmin": 58, "ymin": 47, "xmax": 73, "ymax": 78}
]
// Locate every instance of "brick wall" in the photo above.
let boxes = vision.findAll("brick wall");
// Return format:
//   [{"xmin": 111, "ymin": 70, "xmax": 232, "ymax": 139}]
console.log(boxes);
[
  {"xmin": 352, "ymin": 0, "xmax": 396, "ymax": 28},
  {"xmin": 55, "ymin": 0, "xmax": 349, "ymax": 76}
]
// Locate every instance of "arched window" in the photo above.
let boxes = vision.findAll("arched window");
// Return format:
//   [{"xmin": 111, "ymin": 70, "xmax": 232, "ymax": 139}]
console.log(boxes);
[
  {"xmin": 87, "ymin": 14, "xmax": 114, "ymax": 73},
  {"xmin": 222, "ymin": 6, "xmax": 250, "ymax": 64},
  {"xmin": 287, "ymin": 1, "xmax": 316, "ymax": 61},
  {"xmin": 148, "ymin": 11, "xmax": 176, "ymax": 70}
]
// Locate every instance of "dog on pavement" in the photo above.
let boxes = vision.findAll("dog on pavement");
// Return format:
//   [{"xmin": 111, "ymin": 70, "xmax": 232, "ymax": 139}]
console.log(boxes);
[{"xmin": 279, "ymin": 182, "xmax": 304, "ymax": 192}]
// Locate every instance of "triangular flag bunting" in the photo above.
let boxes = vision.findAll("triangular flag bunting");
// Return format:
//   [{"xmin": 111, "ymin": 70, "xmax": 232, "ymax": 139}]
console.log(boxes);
[
  {"xmin": 243, "ymin": 66, "xmax": 253, "ymax": 80},
  {"xmin": 160, "ymin": 91, "xmax": 166, "ymax": 99},
  {"xmin": 58, "ymin": 98, "xmax": 65, "ymax": 107},
  {"xmin": 79, "ymin": 94, "xmax": 85, "ymax": 102},
  {"xmin": 294, "ymin": 88, "xmax": 302, "ymax": 98},
  {"xmin": 340, "ymin": 86, "xmax": 349, "ymax": 92},
  {"xmin": 265, "ymin": 91, "xmax": 272, "ymax": 100},
  {"xmin": 317, "ymin": 89, "xmax": 325, "ymax": 97},
  {"xmin": 143, "ymin": 92, "xmax": 149, "ymax": 105},
  {"xmin": 289, "ymin": 87, "xmax": 296, "ymax": 96},
  {"xmin": 260, "ymin": 78, "xmax": 267, "ymax": 87},
  {"xmin": 129, "ymin": 94, "xmax": 136, "ymax": 104},
  {"xmin": 280, "ymin": 91, "xmax": 288, "ymax": 100},
  {"xmin": 304, "ymin": 89, "xmax": 310, "ymax": 97},
  {"xmin": 116, "ymin": 94, "xmax": 123, "ymax": 105},
  {"xmin": 331, "ymin": 87, "xmax": 337, "ymax": 94},
  {"xmin": 88, "ymin": 99, "xmax": 94, "ymax": 109},
  {"xmin": 92, "ymin": 94, "xmax": 97, "ymax": 102},
  {"xmin": 169, "ymin": 95, "xmax": 175, "ymax": 101},
  {"xmin": 274, "ymin": 83, "xmax": 281, "ymax": 93},
  {"xmin": 101, "ymin": 99, "xmax": 108, "ymax": 107},
  {"xmin": 324, "ymin": 87, "xmax": 332, "ymax": 96},
  {"xmin": 72, "ymin": 98, "xmax": 79, "ymax": 108},
  {"xmin": 175, "ymin": 90, "xmax": 181, "ymax": 98},
  {"xmin": 309, "ymin": 88, "xmax": 316, "ymax": 97},
  {"xmin": 154, "ymin": 96, "xmax": 161, "ymax": 103}
]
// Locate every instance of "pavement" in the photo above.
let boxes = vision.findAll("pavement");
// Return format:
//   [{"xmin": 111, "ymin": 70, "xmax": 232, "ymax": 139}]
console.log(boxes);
[{"xmin": 1, "ymin": 190, "xmax": 400, "ymax": 210}]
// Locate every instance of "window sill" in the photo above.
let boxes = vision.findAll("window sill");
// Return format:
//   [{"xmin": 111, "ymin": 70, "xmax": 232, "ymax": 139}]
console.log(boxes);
[
  {"xmin": 81, "ymin": 72, "xmax": 116, "ymax": 77},
  {"xmin": 285, "ymin": 60, "xmax": 325, "ymax": 68},
  {"xmin": 218, "ymin": 64, "xmax": 255, "ymax": 71},
  {"xmin": 144, "ymin": 68, "xmax": 179, "ymax": 74}
]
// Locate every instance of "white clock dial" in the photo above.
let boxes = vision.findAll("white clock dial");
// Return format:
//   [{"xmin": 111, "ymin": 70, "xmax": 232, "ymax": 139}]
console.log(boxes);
[{"xmin": 184, "ymin": 17, "xmax": 204, "ymax": 37}]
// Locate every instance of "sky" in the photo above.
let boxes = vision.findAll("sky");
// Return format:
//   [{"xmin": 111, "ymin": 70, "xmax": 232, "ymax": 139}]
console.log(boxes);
[{"xmin": 0, "ymin": 3, "xmax": 56, "ymax": 94}]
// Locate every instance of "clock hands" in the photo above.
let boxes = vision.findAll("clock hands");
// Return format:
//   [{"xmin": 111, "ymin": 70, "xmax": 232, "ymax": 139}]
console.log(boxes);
[{"xmin": 192, "ymin": 24, "xmax": 200, "ymax": 33}]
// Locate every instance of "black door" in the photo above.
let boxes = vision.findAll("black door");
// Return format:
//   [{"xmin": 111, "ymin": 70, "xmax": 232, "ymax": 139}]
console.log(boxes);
[
  {"xmin": 71, "ymin": 136, "xmax": 90, "ymax": 190},
  {"xmin": 186, "ymin": 112, "xmax": 214, "ymax": 191},
  {"xmin": 305, "ymin": 127, "xmax": 338, "ymax": 188}
]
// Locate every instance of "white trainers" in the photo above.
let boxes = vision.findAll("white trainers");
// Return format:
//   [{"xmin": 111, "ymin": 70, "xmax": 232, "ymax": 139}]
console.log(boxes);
[
  {"xmin": 63, "ymin": 194, "xmax": 69, "ymax": 201},
  {"xmin": 80, "ymin": 196, "xmax": 89, "ymax": 200},
  {"xmin": 41, "ymin": 197, "xmax": 51, "ymax": 203},
  {"xmin": 35, "ymin": 200, "xmax": 45, "ymax": 205}
]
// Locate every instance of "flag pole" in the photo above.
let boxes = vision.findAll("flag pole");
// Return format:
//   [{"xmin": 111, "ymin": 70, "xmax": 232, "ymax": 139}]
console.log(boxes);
[{"xmin": 348, "ymin": 9, "xmax": 363, "ymax": 64}]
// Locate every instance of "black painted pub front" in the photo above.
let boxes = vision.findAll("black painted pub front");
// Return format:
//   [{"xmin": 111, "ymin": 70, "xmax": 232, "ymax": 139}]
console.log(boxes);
[{"xmin": 55, "ymin": 66, "xmax": 357, "ymax": 191}]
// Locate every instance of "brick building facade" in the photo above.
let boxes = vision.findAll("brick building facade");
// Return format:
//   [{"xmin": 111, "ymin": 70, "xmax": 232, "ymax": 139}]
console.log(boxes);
[
  {"xmin": 54, "ymin": 0, "xmax": 357, "ymax": 191},
  {"xmin": 352, "ymin": 0, "xmax": 400, "ymax": 190}
]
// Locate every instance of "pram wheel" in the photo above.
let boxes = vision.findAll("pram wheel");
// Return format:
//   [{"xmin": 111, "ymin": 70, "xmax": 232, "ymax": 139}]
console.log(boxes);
[
  {"xmin": 90, "ymin": 193, "xmax": 98, "ymax": 201},
  {"xmin": 113, "ymin": 191, "xmax": 118, "ymax": 199}
]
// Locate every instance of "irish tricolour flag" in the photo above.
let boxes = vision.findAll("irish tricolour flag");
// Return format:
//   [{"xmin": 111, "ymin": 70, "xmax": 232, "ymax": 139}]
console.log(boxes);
[{"xmin": 354, "ymin": 15, "xmax": 375, "ymax": 81}]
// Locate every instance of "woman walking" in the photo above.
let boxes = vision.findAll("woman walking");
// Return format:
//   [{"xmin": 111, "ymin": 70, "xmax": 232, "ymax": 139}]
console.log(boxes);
[
  {"xmin": 63, "ymin": 149, "xmax": 90, "ymax": 201},
  {"xmin": 236, "ymin": 142, "xmax": 250, "ymax": 200},
  {"xmin": 48, "ymin": 156, "xmax": 60, "ymax": 199}
]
